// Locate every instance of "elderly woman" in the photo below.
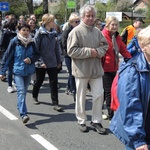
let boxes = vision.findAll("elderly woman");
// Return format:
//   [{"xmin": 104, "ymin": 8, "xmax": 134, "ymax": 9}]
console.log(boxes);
[
  {"xmin": 61, "ymin": 12, "xmax": 80, "ymax": 102},
  {"xmin": 101, "ymin": 16, "xmax": 132, "ymax": 121}
]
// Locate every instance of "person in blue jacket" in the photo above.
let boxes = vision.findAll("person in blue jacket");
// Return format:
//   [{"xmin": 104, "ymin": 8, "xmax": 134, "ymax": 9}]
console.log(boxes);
[
  {"xmin": 127, "ymin": 28, "xmax": 142, "ymax": 57},
  {"xmin": 110, "ymin": 26, "xmax": 150, "ymax": 150},
  {"xmin": 0, "ymin": 23, "xmax": 39, "ymax": 124}
]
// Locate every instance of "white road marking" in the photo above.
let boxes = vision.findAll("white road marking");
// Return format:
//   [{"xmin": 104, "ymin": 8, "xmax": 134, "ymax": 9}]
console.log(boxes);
[
  {"xmin": 0, "ymin": 105, "xmax": 18, "ymax": 120},
  {"xmin": 0, "ymin": 105, "xmax": 58, "ymax": 149},
  {"xmin": 31, "ymin": 134, "xmax": 59, "ymax": 150}
]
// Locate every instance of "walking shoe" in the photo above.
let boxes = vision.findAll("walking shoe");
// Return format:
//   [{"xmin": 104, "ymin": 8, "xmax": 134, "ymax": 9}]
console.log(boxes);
[
  {"xmin": 79, "ymin": 124, "xmax": 88, "ymax": 132},
  {"xmin": 7, "ymin": 86, "xmax": 14, "ymax": 93},
  {"xmin": 65, "ymin": 86, "xmax": 70, "ymax": 95},
  {"xmin": 90, "ymin": 122, "xmax": 106, "ymax": 134},
  {"xmin": 22, "ymin": 115, "xmax": 30, "ymax": 124},
  {"xmin": 102, "ymin": 114, "xmax": 108, "ymax": 120},
  {"xmin": 30, "ymin": 80, "xmax": 36, "ymax": 86},
  {"xmin": 33, "ymin": 98, "xmax": 40, "ymax": 105},
  {"xmin": 1, "ymin": 77, "xmax": 7, "ymax": 82},
  {"xmin": 102, "ymin": 112, "xmax": 108, "ymax": 120},
  {"xmin": 53, "ymin": 105, "xmax": 63, "ymax": 112}
]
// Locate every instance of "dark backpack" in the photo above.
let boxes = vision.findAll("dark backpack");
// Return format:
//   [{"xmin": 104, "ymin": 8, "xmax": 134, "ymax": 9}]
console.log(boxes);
[
  {"xmin": 0, "ymin": 29, "xmax": 16, "ymax": 55},
  {"xmin": 121, "ymin": 28, "xmax": 128, "ymax": 45}
]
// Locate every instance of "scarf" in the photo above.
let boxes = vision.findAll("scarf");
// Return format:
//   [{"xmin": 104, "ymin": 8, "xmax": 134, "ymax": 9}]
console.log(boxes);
[
  {"xmin": 17, "ymin": 33, "xmax": 33, "ymax": 47},
  {"xmin": 112, "ymin": 33, "xmax": 119, "ymax": 65}
]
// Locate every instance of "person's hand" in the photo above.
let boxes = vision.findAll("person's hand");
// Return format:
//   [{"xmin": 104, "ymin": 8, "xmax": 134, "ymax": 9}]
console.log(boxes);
[
  {"xmin": 41, "ymin": 64, "xmax": 47, "ymax": 68},
  {"xmin": 24, "ymin": 57, "xmax": 31, "ymax": 64},
  {"xmin": 91, "ymin": 48, "xmax": 98, "ymax": 58},
  {"xmin": 57, "ymin": 64, "xmax": 61, "ymax": 69},
  {"xmin": 136, "ymin": 144, "xmax": 148, "ymax": 150}
]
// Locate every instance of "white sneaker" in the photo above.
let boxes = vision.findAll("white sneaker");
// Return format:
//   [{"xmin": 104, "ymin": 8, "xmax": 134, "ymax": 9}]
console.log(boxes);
[
  {"xmin": 102, "ymin": 114, "xmax": 108, "ymax": 120},
  {"xmin": 7, "ymin": 86, "xmax": 14, "ymax": 93}
]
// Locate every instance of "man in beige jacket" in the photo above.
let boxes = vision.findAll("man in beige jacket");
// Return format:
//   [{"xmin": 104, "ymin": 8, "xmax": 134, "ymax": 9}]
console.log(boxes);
[{"xmin": 67, "ymin": 5, "xmax": 108, "ymax": 134}]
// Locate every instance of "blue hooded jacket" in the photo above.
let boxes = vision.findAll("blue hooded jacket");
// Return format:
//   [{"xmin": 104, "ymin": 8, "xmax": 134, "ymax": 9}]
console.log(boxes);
[{"xmin": 110, "ymin": 53, "xmax": 150, "ymax": 149}]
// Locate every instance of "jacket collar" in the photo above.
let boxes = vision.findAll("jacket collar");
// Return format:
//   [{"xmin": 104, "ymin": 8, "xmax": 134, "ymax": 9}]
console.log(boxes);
[
  {"xmin": 136, "ymin": 53, "xmax": 150, "ymax": 72},
  {"xmin": 102, "ymin": 28, "xmax": 119, "ymax": 37},
  {"xmin": 119, "ymin": 53, "xmax": 150, "ymax": 74},
  {"xmin": 80, "ymin": 21, "xmax": 94, "ymax": 31}
]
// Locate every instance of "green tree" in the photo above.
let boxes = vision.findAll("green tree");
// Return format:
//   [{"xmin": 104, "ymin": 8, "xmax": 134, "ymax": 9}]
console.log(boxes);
[
  {"xmin": 0, "ymin": 0, "xmax": 33, "ymax": 17},
  {"xmin": 34, "ymin": 5, "xmax": 43, "ymax": 20},
  {"xmin": 25, "ymin": 0, "xmax": 33, "ymax": 14},
  {"xmin": 95, "ymin": 2, "xmax": 107, "ymax": 21},
  {"xmin": 10, "ymin": 4, "xmax": 28, "ymax": 17},
  {"xmin": 146, "ymin": 0, "xmax": 150, "ymax": 19},
  {"xmin": 115, "ymin": 0, "xmax": 132, "ymax": 12},
  {"xmin": 43, "ymin": 0, "xmax": 48, "ymax": 14}
]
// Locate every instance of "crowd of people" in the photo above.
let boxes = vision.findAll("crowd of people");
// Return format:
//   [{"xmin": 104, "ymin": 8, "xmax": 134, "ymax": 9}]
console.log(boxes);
[{"xmin": 0, "ymin": 4, "xmax": 150, "ymax": 150}]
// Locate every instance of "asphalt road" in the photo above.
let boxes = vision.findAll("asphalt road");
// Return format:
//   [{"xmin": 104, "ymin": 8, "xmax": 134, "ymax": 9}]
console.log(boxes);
[{"xmin": 0, "ymin": 64, "xmax": 124, "ymax": 150}]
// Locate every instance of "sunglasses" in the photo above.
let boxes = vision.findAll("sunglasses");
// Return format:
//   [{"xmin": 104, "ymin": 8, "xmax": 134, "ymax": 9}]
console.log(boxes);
[{"xmin": 74, "ymin": 20, "xmax": 80, "ymax": 24}]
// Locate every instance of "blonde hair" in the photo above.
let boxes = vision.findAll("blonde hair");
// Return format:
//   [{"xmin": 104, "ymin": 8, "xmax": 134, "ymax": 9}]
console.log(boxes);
[
  {"xmin": 137, "ymin": 26, "xmax": 150, "ymax": 46},
  {"xmin": 105, "ymin": 16, "xmax": 119, "ymax": 28},
  {"xmin": 42, "ymin": 14, "xmax": 55, "ymax": 25},
  {"xmin": 68, "ymin": 13, "xmax": 80, "ymax": 24}
]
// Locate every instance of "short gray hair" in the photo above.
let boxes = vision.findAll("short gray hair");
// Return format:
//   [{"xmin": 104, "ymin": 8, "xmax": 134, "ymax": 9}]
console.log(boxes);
[{"xmin": 79, "ymin": 5, "xmax": 97, "ymax": 18}]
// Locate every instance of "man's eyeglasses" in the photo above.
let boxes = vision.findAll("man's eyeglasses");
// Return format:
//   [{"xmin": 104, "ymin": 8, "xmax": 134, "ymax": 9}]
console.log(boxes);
[{"xmin": 74, "ymin": 20, "xmax": 80, "ymax": 24}]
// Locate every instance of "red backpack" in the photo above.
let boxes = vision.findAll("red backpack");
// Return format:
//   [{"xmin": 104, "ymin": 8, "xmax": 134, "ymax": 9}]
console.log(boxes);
[
  {"xmin": 110, "ymin": 74, "xmax": 119, "ymax": 111},
  {"xmin": 110, "ymin": 56, "xmax": 139, "ymax": 111}
]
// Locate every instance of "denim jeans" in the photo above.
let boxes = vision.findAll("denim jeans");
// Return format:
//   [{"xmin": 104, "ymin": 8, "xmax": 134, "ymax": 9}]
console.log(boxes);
[
  {"xmin": 14, "ymin": 74, "xmax": 31, "ymax": 118},
  {"xmin": 65, "ymin": 56, "xmax": 76, "ymax": 93},
  {"xmin": 125, "ymin": 145, "xmax": 150, "ymax": 150},
  {"xmin": 7, "ymin": 66, "xmax": 13, "ymax": 86}
]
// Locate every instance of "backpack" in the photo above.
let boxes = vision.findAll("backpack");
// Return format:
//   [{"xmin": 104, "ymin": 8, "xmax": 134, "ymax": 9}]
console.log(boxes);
[
  {"xmin": 110, "ymin": 74, "xmax": 119, "ymax": 111},
  {"xmin": 110, "ymin": 60, "xmax": 137, "ymax": 111},
  {"xmin": 121, "ymin": 28, "xmax": 128, "ymax": 45},
  {"xmin": 110, "ymin": 36, "xmax": 142, "ymax": 111},
  {"xmin": 0, "ymin": 29, "xmax": 16, "ymax": 59},
  {"xmin": 110, "ymin": 65, "xmax": 128, "ymax": 111}
]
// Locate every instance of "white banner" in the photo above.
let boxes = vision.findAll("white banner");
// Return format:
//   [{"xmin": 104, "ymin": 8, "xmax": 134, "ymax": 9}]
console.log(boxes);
[{"xmin": 106, "ymin": 12, "xmax": 122, "ymax": 22}]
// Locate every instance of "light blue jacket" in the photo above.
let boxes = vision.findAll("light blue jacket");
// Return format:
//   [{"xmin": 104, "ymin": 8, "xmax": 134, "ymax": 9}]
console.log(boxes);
[
  {"xmin": 110, "ymin": 53, "xmax": 150, "ymax": 149},
  {"xmin": 0, "ymin": 36, "xmax": 39, "ymax": 76}
]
